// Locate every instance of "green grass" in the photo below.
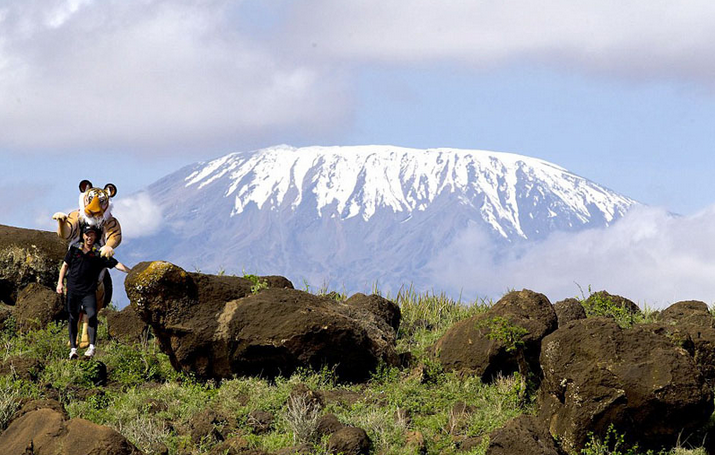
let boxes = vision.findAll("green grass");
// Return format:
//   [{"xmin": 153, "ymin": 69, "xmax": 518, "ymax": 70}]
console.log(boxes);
[{"xmin": 0, "ymin": 288, "xmax": 711, "ymax": 455}]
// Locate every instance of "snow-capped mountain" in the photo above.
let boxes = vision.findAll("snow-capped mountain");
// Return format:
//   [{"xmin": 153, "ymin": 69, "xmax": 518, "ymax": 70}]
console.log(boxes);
[{"xmin": 121, "ymin": 145, "xmax": 637, "ymax": 295}]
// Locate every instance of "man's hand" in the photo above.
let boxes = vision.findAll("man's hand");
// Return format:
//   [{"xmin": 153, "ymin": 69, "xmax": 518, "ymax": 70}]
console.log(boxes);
[
  {"xmin": 52, "ymin": 212, "xmax": 68, "ymax": 222},
  {"xmin": 56, "ymin": 283, "xmax": 64, "ymax": 294},
  {"xmin": 99, "ymin": 245, "xmax": 115, "ymax": 258}
]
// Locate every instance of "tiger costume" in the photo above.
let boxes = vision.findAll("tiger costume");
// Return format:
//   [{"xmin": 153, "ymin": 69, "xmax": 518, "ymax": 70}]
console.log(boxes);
[
  {"xmin": 53, "ymin": 180, "xmax": 123, "ymax": 349},
  {"xmin": 52, "ymin": 180, "xmax": 122, "ymax": 257}
]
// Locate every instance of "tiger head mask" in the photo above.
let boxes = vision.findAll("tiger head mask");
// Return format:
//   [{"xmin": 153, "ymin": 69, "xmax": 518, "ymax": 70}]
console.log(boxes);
[{"xmin": 79, "ymin": 180, "xmax": 117, "ymax": 225}]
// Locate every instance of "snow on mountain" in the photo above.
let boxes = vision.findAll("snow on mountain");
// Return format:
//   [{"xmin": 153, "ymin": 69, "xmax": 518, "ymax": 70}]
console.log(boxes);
[{"xmin": 120, "ymin": 145, "xmax": 637, "ymax": 296}]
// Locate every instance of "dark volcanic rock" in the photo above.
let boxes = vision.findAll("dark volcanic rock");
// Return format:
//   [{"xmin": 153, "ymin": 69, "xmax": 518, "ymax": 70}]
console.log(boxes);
[
  {"xmin": 659, "ymin": 300, "xmax": 714, "ymax": 327},
  {"xmin": 553, "ymin": 298, "xmax": 586, "ymax": 327},
  {"xmin": 345, "ymin": 293, "xmax": 401, "ymax": 332},
  {"xmin": 328, "ymin": 427, "xmax": 371, "ymax": 455},
  {"xmin": 0, "ymin": 356, "xmax": 43, "ymax": 381},
  {"xmin": 538, "ymin": 318, "xmax": 713, "ymax": 455},
  {"xmin": 316, "ymin": 413, "xmax": 345, "ymax": 438},
  {"xmin": 14, "ymin": 283, "xmax": 64, "ymax": 331},
  {"xmin": 0, "ymin": 224, "xmax": 68, "ymax": 305},
  {"xmin": 0, "ymin": 408, "xmax": 142, "ymax": 455},
  {"xmin": 125, "ymin": 261, "xmax": 399, "ymax": 382},
  {"xmin": 435, "ymin": 289, "xmax": 557, "ymax": 381},
  {"xmin": 104, "ymin": 304, "xmax": 150, "ymax": 345},
  {"xmin": 486, "ymin": 415, "xmax": 564, "ymax": 455}
]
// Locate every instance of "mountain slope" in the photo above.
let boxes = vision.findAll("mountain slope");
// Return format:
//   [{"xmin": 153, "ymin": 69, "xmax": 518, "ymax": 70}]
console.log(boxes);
[{"xmin": 122, "ymin": 145, "xmax": 637, "ymax": 294}]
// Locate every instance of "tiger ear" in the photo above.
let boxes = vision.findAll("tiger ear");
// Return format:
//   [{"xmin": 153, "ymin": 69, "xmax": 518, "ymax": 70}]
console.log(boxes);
[
  {"xmin": 104, "ymin": 184, "xmax": 117, "ymax": 198},
  {"xmin": 79, "ymin": 180, "xmax": 93, "ymax": 192}
]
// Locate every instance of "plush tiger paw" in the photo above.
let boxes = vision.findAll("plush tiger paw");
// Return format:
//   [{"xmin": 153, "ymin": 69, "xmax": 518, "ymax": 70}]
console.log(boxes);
[
  {"xmin": 99, "ymin": 245, "xmax": 115, "ymax": 258},
  {"xmin": 52, "ymin": 212, "xmax": 68, "ymax": 222}
]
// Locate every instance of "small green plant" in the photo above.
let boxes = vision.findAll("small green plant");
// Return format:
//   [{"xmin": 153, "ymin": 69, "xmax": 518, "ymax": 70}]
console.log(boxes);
[
  {"xmin": 579, "ymin": 286, "xmax": 637, "ymax": 328},
  {"xmin": 581, "ymin": 424, "xmax": 639, "ymax": 455},
  {"xmin": 244, "ymin": 273, "xmax": 268, "ymax": 294},
  {"xmin": 478, "ymin": 316, "xmax": 529, "ymax": 353}
]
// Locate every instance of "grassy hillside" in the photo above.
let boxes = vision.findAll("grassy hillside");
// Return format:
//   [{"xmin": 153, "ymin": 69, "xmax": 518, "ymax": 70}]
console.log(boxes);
[{"xmin": 0, "ymin": 287, "xmax": 709, "ymax": 455}]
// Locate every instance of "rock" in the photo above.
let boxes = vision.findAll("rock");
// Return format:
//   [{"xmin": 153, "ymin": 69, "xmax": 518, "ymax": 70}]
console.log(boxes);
[
  {"xmin": 316, "ymin": 414, "xmax": 344, "ymax": 438},
  {"xmin": 207, "ymin": 435, "xmax": 250, "ymax": 455},
  {"xmin": 552, "ymin": 298, "xmax": 586, "ymax": 327},
  {"xmin": 11, "ymin": 399, "xmax": 68, "ymax": 422},
  {"xmin": 538, "ymin": 318, "xmax": 713, "ymax": 454},
  {"xmin": 247, "ymin": 410, "xmax": 274, "ymax": 434},
  {"xmin": 0, "ymin": 224, "xmax": 68, "ymax": 306},
  {"xmin": 104, "ymin": 304, "xmax": 150, "ymax": 345},
  {"xmin": 659, "ymin": 300, "xmax": 714, "ymax": 327},
  {"xmin": 125, "ymin": 261, "xmax": 399, "ymax": 382},
  {"xmin": 189, "ymin": 409, "xmax": 226, "ymax": 445},
  {"xmin": 13, "ymin": 283, "xmax": 64, "ymax": 332},
  {"xmin": 0, "ymin": 356, "xmax": 43, "ymax": 381},
  {"xmin": 645, "ymin": 319, "xmax": 715, "ymax": 387},
  {"xmin": 485, "ymin": 415, "xmax": 563, "ymax": 455},
  {"xmin": 345, "ymin": 293, "xmax": 401, "ymax": 332},
  {"xmin": 328, "ymin": 427, "xmax": 371, "ymax": 455},
  {"xmin": 0, "ymin": 408, "xmax": 142, "ymax": 455},
  {"xmin": 435, "ymin": 289, "xmax": 557, "ymax": 382}
]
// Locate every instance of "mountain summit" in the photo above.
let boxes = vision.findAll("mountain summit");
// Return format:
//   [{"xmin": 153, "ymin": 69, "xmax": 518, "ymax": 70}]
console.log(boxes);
[{"xmin": 123, "ymin": 145, "xmax": 637, "ymax": 293}]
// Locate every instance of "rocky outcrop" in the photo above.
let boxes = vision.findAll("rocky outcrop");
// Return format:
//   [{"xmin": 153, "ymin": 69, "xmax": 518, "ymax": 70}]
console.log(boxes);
[
  {"xmin": 435, "ymin": 289, "xmax": 557, "ymax": 382},
  {"xmin": 0, "ymin": 407, "xmax": 142, "ymax": 455},
  {"xmin": 485, "ymin": 415, "xmax": 564, "ymax": 455},
  {"xmin": 538, "ymin": 317, "xmax": 713, "ymax": 455},
  {"xmin": 0, "ymin": 224, "xmax": 67, "ymax": 306},
  {"xmin": 125, "ymin": 261, "xmax": 400, "ymax": 382}
]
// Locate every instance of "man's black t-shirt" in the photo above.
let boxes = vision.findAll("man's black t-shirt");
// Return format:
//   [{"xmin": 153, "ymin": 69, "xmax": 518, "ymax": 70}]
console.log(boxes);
[{"xmin": 63, "ymin": 245, "xmax": 118, "ymax": 296}]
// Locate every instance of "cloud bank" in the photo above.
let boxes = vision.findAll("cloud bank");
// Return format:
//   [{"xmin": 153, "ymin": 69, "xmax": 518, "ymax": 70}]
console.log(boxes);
[
  {"xmin": 1, "ymin": 1, "xmax": 715, "ymax": 153},
  {"xmin": 0, "ymin": 0, "xmax": 350, "ymax": 153},
  {"xmin": 428, "ymin": 204, "xmax": 715, "ymax": 308},
  {"xmin": 112, "ymin": 193, "xmax": 163, "ymax": 239}
]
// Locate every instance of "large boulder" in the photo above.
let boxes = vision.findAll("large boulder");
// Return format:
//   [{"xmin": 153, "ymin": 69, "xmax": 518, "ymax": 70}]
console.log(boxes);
[
  {"xmin": 485, "ymin": 415, "xmax": 564, "ymax": 455},
  {"xmin": 0, "ymin": 224, "xmax": 68, "ymax": 305},
  {"xmin": 13, "ymin": 283, "xmax": 64, "ymax": 332},
  {"xmin": 125, "ymin": 261, "xmax": 400, "ymax": 382},
  {"xmin": 435, "ymin": 289, "xmax": 557, "ymax": 381},
  {"xmin": 0, "ymin": 407, "xmax": 142, "ymax": 455},
  {"xmin": 538, "ymin": 318, "xmax": 713, "ymax": 454}
]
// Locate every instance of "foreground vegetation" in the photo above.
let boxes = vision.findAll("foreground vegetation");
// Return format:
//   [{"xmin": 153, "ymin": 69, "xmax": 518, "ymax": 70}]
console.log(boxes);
[{"xmin": 0, "ymin": 286, "xmax": 711, "ymax": 454}]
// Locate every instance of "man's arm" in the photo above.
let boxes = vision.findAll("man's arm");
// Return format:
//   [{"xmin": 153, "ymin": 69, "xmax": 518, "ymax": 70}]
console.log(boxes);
[
  {"xmin": 57, "ymin": 262, "xmax": 68, "ymax": 294},
  {"xmin": 114, "ymin": 262, "xmax": 132, "ymax": 273}
]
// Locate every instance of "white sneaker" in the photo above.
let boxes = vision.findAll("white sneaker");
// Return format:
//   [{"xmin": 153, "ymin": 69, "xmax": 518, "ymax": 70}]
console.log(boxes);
[
  {"xmin": 84, "ymin": 345, "xmax": 95, "ymax": 358},
  {"xmin": 69, "ymin": 348, "xmax": 78, "ymax": 360}
]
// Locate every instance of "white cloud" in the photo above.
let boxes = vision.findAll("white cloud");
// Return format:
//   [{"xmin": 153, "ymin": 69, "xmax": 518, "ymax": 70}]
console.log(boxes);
[
  {"xmin": 112, "ymin": 193, "xmax": 163, "ymax": 239},
  {"xmin": 0, "ymin": 0, "xmax": 350, "ymax": 153},
  {"xmin": 427, "ymin": 205, "xmax": 715, "ymax": 308},
  {"xmin": 286, "ymin": 1, "xmax": 715, "ymax": 82}
]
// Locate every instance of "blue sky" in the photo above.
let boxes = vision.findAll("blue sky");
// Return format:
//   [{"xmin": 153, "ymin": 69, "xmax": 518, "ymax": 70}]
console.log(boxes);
[{"xmin": 2, "ymin": 0, "xmax": 715, "ymax": 227}]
